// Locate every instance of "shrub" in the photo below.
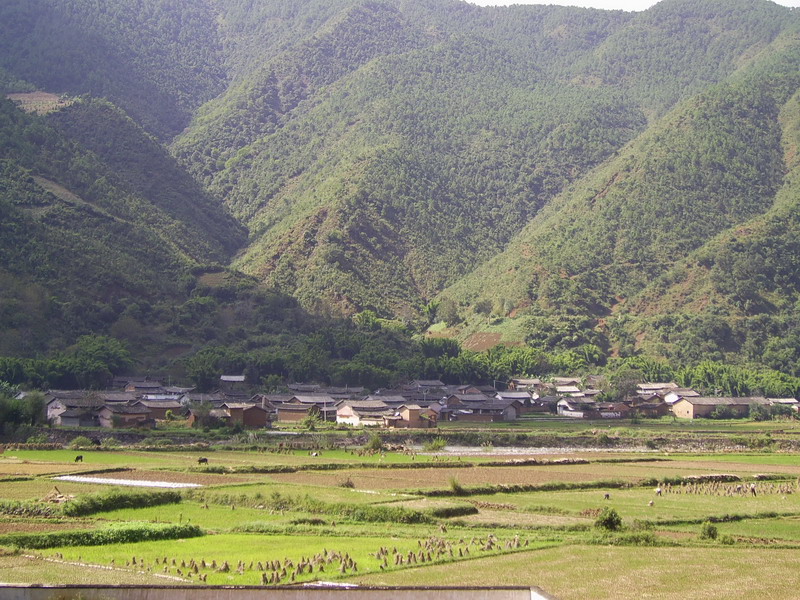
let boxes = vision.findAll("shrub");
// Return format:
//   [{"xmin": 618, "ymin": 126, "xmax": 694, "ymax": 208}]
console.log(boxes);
[
  {"xmin": 338, "ymin": 476, "xmax": 355, "ymax": 489},
  {"xmin": 363, "ymin": 432, "xmax": 383, "ymax": 452},
  {"xmin": 700, "ymin": 521, "xmax": 719, "ymax": 540},
  {"xmin": 449, "ymin": 477, "xmax": 466, "ymax": 496},
  {"xmin": 595, "ymin": 507, "xmax": 623, "ymax": 531},
  {"xmin": 423, "ymin": 437, "xmax": 447, "ymax": 451},
  {"xmin": 69, "ymin": 436, "xmax": 95, "ymax": 449},
  {"xmin": 100, "ymin": 437, "xmax": 121, "ymax": 448},
  {"xmin": 25, "ymin": 433, "xmax": 49, "ymax": 444}
]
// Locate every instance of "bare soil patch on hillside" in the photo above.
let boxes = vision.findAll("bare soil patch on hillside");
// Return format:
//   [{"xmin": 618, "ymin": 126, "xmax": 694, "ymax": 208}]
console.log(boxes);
[{"xmin": 462, "ymin": 332, "xmax": 502, "ymax": 351}]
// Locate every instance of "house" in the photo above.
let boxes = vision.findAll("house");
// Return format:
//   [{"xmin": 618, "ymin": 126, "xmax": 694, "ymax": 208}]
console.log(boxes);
[
  {"xmin": 97, "ymin": 403, "xmax": 153, "ymax": 428},
  {"xmin": 383, "ymin": 404, "xmax": 436, "ymax": 428},
  {"xmin": 557, "ymin": 399, "xmax": 595, "ymax": 418},
  {"xmin": 124, "ymin": 380, "xmax": 164, "ymax": 396},
  {"xmin": 663, "ymin": 388, "xmax": 701, "ymax": 405},
  {"xmin": 628, "ymin": 396, "xmax": 670, "ymax": 418},
  {"xmin": 324, "ymin": 387, "xmax": 366, "ymax": 400},
  {"xmin": 769, "ymin": 398, "xmax": 799, "ymax": 412},
  {"xmin": 220, "ymin": 375, "xmax": 246, "ymax": 393},
  {"xmin": 404, "ymin": 380, "xmax": 446, "ymax": 390},
  {"xmin": 366, "ymin": 394, "xmax": 408, "ymax": 408},
  {"xmin": 495, "ymin": 391, "xmax": 532, "ymax": 403},
  {"xmin": 276, "ymin": 395, "xmax": 339, "ymax": 422},
  {"xmin": 46, "ymin": 392, "xmax": 105, "ymax": 425},
  {"xmin": 287, "ymin": 383, "xmax": 322, "ymax": 394},
  {"xmin": 557, "ymin": 399, "xmax": 628, "ymax": 419},
  {"xmin": 57, "ymin": 408, "xmax": 98, "ymax": 428},
  {"xmin": 672, "ymin": 397, "xmax": 769, "ymax": 419},
  {"xmin": 555, "ymin": 385, "xmax": 583, "ymax": 397},
  {"xmin": 222, "ymin": 403, "xmax": 269, "ymax": 428},
  {"xmin": 136, "ymin": 399, "xmax": 184, "ymax": 420},
  {"xmin": 508, "ymin": 378, "xmax": 542, "ymax": 391},
  {"xmin": 187, "ymin": 407, "xmax": 231, "ymax": 427},
  {"xmin": 336, "ymin": 399, "xmax": 391, "ymax": 427},
  {"xmin": 457, "ymin": 400, "xmax": 522, "ymax": 422},
  {"xmin": 637, "ymin": 382, "xmax": 679, "ymax": 396},
  {"xmin": 552, "ymin": 377, "xmax": 582, "ymax": 387}
]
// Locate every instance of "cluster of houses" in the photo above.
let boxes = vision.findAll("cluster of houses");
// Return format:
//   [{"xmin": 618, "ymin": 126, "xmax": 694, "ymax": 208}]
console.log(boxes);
[
  {"xmin": 551, "ymin": 379, "xmax": 797, "ymax": 420},
  {"xmin": 39, "ymin": 375, "xmax": 798, "ymax": 431}
]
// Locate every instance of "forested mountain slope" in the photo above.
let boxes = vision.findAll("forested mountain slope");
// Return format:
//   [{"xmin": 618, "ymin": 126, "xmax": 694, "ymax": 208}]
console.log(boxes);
[
  {"xmin": 2, "ymin": 0, "xmax": 800, "ymax": 377},
  {"xmin": 0, "ymin": 0, "xmax": 226, "ymax": 137},
  {"xmin": 444, "ymin": 30, "xmax": 800, "ymax": 372},
  {"xmin": 172, "ymin": 0, "xmax": 794, "ymax": 319},
  {"xmin": 0, "ymin": 97, "xmax": 245, "ymax": 356}
]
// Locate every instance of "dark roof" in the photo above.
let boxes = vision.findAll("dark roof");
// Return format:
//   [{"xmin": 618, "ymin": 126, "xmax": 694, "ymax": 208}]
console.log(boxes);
[
  {"xmin": 287, "ymin": 383, "xmax": 321, "ymax": 393},
  {"xmin": 59, "ymin": 408, "xmax": 96, "ymax": 418},
  {"xmin": 406, "ymin": 380, "xmax": 446, "ymax": 389},
  {"xmin": 101, "ymin": 403, "xmax": 150, "ymax": 415},
  {"xmin": 679, "ymin": 396, "xmax": 769, "ymax": 406},
  {"xmin": 49, "ymin": 397, "xmax": 105, "ymax": 408},
  {"xmin": 496, "ymin": 391, "xmax": 531, "ymax": 400},
  {"xmin": 99, "ymin": 392, "xmax": 138, "ymax": 403},
  {"xmin": 127, "ymin": 381, "xmax": 164, "ymax": 389},
  {"xmin": 339, "ymin": 400, "xmax": 389, "ymax": 410},
  {"xmin": 290, "ymin": 395, "xmax": 338, "ymax": 405},
  {"xmin": 447, "ymin": 393, "xmax": 491, "ymax": 402},
  {"xmin": 221, "ymin": 375, "xmax": 246, "ymax": 382},
  {"xmin": 137, "ymin": 400, "xmax": 183, "ymax": 409}
]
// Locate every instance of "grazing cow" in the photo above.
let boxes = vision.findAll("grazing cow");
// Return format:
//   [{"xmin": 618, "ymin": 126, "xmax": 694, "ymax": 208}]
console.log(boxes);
[
  {"xmin": 197, "ymin": 457, "xmax": 208, "ymax": 465},
  {"xmin": 603, "ymin": 493, "xmax": 610, "ymax": 500},
  {"xmin": 74, "ymin": 455, "xmax": 83, "ymax": 463}
]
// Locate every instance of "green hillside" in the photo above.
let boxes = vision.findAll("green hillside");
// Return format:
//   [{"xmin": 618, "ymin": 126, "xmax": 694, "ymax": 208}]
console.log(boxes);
[
  {"xmin": 443, "ymin": 30, "xmax": 800, "ymax": 368},
  {"xmin": 1, "ymin": 0, "xmax": 800, "ymax": 379},
  {"xmin": 0, "ymin": 0, "xmax": 226, "ymax": 137},
  {"xmin": 0, "ymin": 97, "xmax": 245, "ymax": 357}
]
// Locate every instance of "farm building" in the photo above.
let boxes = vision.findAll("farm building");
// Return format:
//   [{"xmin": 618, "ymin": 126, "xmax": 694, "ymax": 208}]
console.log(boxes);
[
  {"xmin": 336, "ymin": 399, "xmax": 391, "ymax": 426},
  {"xmin": 222, "ymin": 403, "xmax": 270, "ymax": 428},
  {"xmin": 672, "ymin": 397, "xmax": 769, "ymax": 419},
  {"xmin": 97, "ymin": 403, "xmax": 153, "ymax": 428}
]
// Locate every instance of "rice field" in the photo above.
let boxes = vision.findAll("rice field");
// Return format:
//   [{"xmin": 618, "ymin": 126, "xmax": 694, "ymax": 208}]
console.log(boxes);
[{"xmin": 3, "ymin": 442, "xmax": 800, "ymax": 597}]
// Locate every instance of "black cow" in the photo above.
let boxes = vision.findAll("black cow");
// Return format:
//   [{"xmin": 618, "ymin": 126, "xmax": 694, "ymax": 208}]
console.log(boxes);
[
  {"xmin": 197, "ymin": 457, "xmax": 208, "ymax": 465},
  {"xmin": 74, "ymin": 455, "xmax": 83, "ymax": 463}
]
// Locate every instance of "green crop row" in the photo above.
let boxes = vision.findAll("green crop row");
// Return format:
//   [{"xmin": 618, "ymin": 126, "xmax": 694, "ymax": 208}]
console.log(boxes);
[
  {"xmin": 0, "ymin": 523, "xmax": 202, "ymax": 549},
  {"xmin": 62, "ymin": 490, "xmax": 182, "ymax": 516}
]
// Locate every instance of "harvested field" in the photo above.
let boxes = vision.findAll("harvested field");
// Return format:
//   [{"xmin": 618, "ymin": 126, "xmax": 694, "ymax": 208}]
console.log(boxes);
[
  {"xmin": 87, "ymin": 469, "xmax": 253, "ymax": 486},
  {"xmin": 0, "ymin": 519, "xmax": 94, "ymax": 535},
  {"xmin": 0, "ymin": 554, "xmax": 181, "ymax": 586},
  {"xmin": 266, "ymin": 464, "xmax": 642, "ymax": 491},
  {"xmin": 349, "ymin": 546, "xmax": 800, "ymax": 599},
  {"xmin": 457, "ymin": 510, "xmax": 589, "ymax": 528},
  {"xmin": 0, "ymin": 480, "xmax": 109, "ymax": 500},
  {"xmin": 0, "ymin": 462, "xmax": 84, "ymax": 476}
]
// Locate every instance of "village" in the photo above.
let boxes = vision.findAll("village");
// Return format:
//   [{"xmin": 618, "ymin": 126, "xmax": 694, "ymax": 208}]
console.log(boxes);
[{"xmin": 37, "ymin": 374, "xmax": 800, "ymax": 431}]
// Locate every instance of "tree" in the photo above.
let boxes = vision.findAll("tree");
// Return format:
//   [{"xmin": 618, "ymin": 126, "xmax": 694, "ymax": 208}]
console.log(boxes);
[{"xmin": 438, "ymin": 298, "xmax": 460, "ymax": 326}]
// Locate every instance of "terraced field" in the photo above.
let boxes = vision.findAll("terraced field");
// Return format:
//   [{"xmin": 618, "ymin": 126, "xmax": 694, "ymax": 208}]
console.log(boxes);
[{"xmin": 1, "ymin": 442, "xmax": 800, "ymax": 598}]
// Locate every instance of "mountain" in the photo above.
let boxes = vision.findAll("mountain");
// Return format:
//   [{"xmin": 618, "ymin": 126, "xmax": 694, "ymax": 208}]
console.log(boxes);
[
  {"xmin": 443, "ymin": 27, "xmax": 800, "ymax": 373},
  {"xmin": 0, "ymin": 96, "xmax": 245, "ymax": 357},
  {"xmin": 1, "ymin": 0, "xmax": 800, "ymax": 379}
]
